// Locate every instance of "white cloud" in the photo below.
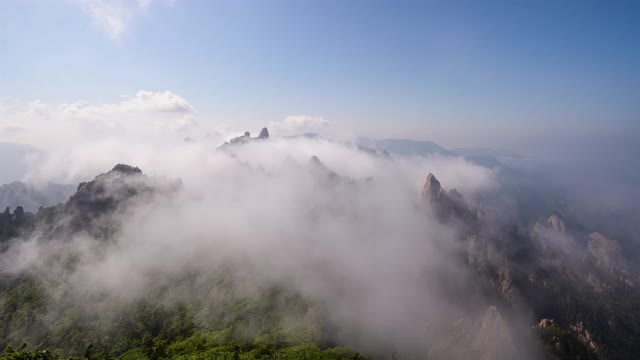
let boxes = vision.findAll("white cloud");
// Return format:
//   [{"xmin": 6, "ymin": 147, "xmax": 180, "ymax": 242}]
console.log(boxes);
[
  {"xmin": 0, "ymin": 128, "xmax": 505, "ymax": 356},
  {"xmin": 0, "ymin": 90, "xmax": 200, "ymax": 150},
  {"xmin": 0, "ymin": 97, "xmax": 20, "ymax": 114},
  {"xmin": 167, "ymin": 114, "xmax": 198, "ymax": 132},
  {"xmin": 269, "ymin": 115, "xmax": 329, "ymax": 136},
  {"xmin": 58, "ymin": 90, "xmax": 193, "ymax": 119},
  {"xmin": 137, "ymin": 0, "xmax": 154, "ymax": 11},
  {"xmin": 79, "ymin": 0, "xmax": 130, "ymax": 39},
  {"xmin": 75, "ymin": 0, "xmax": 177, "ymax": 39},
  {"xmin": 25, "ymin": 100, "xmax": 50, "ymax": 117}
]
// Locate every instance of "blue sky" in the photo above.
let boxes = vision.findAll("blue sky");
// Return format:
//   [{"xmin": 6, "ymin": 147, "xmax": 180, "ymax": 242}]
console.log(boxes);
[{"xmin": 1, "ymin": 0, "xmax": 639, "ymax": 149}]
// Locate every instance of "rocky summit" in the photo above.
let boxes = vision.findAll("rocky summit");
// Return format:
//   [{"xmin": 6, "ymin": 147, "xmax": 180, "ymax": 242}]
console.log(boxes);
[
  {"xmin": 220, "ymin": 127, "xmax": 271, "ymax": 150},
  {"xmin": 0, "ymin": 164, "xmax": 179, "ymax": 243}
]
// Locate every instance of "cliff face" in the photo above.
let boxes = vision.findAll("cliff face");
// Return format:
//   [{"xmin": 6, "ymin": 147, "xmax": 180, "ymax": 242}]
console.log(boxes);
[
  {"xmin": 424, "ymin": 172, "xmax": 639, "ymax": 359},
  {"xmin": 421, "ymin": 173, "xmax": 478, "ymax": 225}
]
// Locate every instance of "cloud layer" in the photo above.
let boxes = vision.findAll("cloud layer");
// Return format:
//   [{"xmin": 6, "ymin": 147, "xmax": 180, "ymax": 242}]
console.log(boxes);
[
  {"xmin": 0, "ymin": 90, "xmax": 197, "ymax": 154},
  {"xmin": 269, "ymin": 115, "xmax": 329, "ymax": 136},
  {"xmin": 1, "ymin": 131, "xmax": 505, "ymax": 357}
]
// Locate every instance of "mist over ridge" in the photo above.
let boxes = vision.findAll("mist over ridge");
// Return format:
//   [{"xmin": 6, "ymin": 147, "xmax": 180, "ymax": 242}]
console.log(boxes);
[
  {"xmin": 2, "ymin": 1, "xmax": 640, "ymax": 358},
  {"xmin": 0, "ymin": 124, "xmax": 637, "ymax": 359}
]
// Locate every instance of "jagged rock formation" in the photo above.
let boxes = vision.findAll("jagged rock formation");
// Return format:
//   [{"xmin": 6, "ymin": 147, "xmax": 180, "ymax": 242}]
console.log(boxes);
[
  {"xmin": 422, "ymin": 173, "xmax": 442, "ymax": 203},
  {"xmin": 0, "ymin": 206, "xmax": 34, "ymax": 242},
  {"xmin": 220, "ymin": 128, "xmax": 270, "ymax": 150},
  {"xmin": 530, "ymin": 215, "xmax": 635, "ymax": 288},
  {"xmin": 569, "ymin": 322, "xmax": 598, "ymax": 351},
  {"xmin": 67, "ymin": 164, "xmax": 148, "ymax": 217},
  {"xmin": 0, "ymin": 164, "xmax": 179, "ymax": 242},
  {"xmin": 422, "ymin": 173, "xmax": 478, "ymax": 224},
  {"xmin": 0, "ymin": 163, "xmax": 638, "ymax": 359},
  {"xmin": 423, "ymin": 172, "xmax": 638, "ymax": 359},
  {"xmin": 531, "ymin": 214, "xmax": 578, "ymax": 254}
]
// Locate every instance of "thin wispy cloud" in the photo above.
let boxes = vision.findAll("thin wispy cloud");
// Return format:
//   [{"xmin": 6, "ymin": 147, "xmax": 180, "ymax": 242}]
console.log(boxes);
[
  {"xmin": 75, "ymin": 0, "xmax": 177, "ymax": 40},
  {"xmin": 269, "ymin": 115, "xmax": 329, "ymax": 136},
  {"xmin": 60, "ymin": 90, "xmax": 194, "ymax": 117}
]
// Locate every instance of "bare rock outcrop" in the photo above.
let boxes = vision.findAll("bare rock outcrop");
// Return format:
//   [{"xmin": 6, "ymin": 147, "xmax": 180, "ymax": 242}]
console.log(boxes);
[
  {"xmin": 258, "ymin": 127, "xmax": 269, "ymax": 139},
  {"xmin": 422, "ymin": 173, "xmax": 442, "ymax": 204},
  {"xmin": 586, "ymin": 232, "xmax": 633, "ymax": 286},
  {"xmin": 586, "ymin": 232, "xmax": 624, "ymax": 274},
  {"xmin": 569, "ymin": 322, "xmax": 598, "ymax": 351},
  {"xmin": 537, "ymin": 318, "xmax": 555, "ymax": 329},
  {"xmin": 421, "ymin": 173, "xmax": 477, "ymax": 224},
  {"xmin": 220, "ymin": 127, "xmax": 271, "ymax": 150}
]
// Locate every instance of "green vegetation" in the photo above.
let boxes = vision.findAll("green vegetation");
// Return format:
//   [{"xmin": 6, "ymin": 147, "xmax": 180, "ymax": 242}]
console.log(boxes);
[
  {"xmin": 0, "ymin": 341, "xmax": 364, "ymax": 360},
  {"xmin": 0, "ymin": 272, "xmax": 365, "ymax": 360}
]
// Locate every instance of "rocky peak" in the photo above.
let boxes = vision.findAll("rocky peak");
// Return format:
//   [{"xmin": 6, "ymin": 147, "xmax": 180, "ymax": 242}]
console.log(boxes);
[
  {"xmin": 422, "ymin": 173, "xmax": 442, "ymax": 203},
  {"xmin": 547, "ymin": 215, "xmax": 568, "ymax": 236},
  {"xmin": 308, "ymin": 156, "xmax": 338, "ymax": 181},
  {"xmin": 222, "ymin": 127, "xmax": 271, "ymax": 149},
  {"xmin": 531, "ymin": 214, "xmax": 579, "ymax": 256},
  {"xmin": 422, "ymin": 173, "xmax": 477, "ymax": 225},
  {"xmin": 537, "ymin": 318, "xmax": 555, "ymax": 329},
  {"xmin": 13, "ymin": 206, "xmax": 24, "ymax": 219},
  {"xmin": 229, "ymin": 132, "xmax": 251, "ymax": 144},
  {"xmin": 309, "ymin": 155, "xmax": 325, "ymax": 168},
  {"xmin": 111, "ymin": 164, "xmax": 143, "ymax": 175},
  {"xmin": 66, "ymin": 164, "xmax": 151, "ymax": 220}
]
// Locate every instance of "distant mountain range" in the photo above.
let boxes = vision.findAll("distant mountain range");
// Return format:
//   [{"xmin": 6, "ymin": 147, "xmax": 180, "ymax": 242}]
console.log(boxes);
[
  {"xmin": 357, "ymin": 137, "xmax": 454, "ymax": 157},
  {"xmin": 0, "ymin": 181, "xmax": 76, "ymax": 212}
]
